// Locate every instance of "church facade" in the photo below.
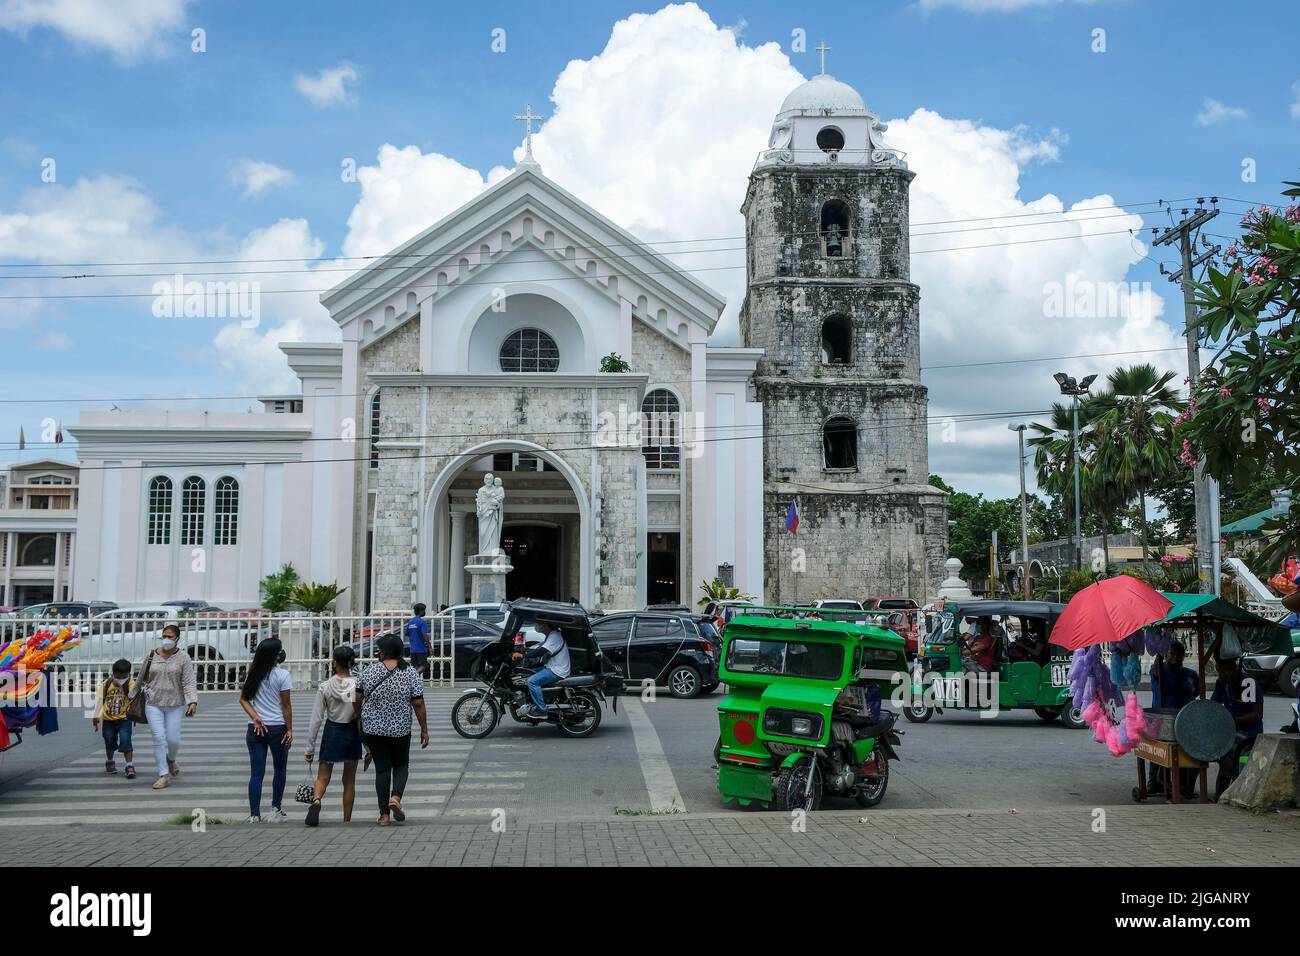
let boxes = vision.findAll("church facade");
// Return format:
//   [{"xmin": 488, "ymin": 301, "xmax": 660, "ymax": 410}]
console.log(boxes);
[{"xmin": 69, "ymin": 72, "xmax": 944, "ymax": 614}]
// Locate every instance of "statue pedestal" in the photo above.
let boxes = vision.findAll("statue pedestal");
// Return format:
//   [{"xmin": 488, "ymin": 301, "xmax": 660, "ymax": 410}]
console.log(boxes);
[{"xmin": 466, "ymin": 553, "xmax": 512, "ymax": 605}]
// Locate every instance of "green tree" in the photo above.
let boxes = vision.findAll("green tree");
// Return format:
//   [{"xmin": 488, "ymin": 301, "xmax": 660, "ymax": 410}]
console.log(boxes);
[
  {"xmin": 697, "ymin": 577, "xmax": 754, "ymax": 606},
  {"xmin": 259, "ymin": 563, "xmax": 300, "ymax": 612},
  {"xmin": 1180, "ymin": 183, "xmax": 1300, "ymax": 572},
  {"xmin": 1088, "ymin": 364, "xmax": 1183, "ymax": 563}
]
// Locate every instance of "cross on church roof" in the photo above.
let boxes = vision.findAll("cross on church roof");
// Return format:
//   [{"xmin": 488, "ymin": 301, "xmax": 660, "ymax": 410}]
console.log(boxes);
[
  {"xmin": 815, "ymin": 41, "xmax": 831, "ymax": 75},
  {"xmin": 514, "ymin": 103, "xmax": 545, "ymax": 167}
]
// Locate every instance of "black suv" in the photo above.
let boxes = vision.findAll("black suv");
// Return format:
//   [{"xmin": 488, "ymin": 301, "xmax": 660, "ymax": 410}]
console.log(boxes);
[{"xmin": 590, "ymin": 610, "xmax": 720, "ymax": 698}]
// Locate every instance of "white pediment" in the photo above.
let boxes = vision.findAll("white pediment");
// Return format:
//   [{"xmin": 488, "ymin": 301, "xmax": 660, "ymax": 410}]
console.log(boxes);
[{"xmin": 322, "ymin": 166, "xmax": 724, "ymax": 355}]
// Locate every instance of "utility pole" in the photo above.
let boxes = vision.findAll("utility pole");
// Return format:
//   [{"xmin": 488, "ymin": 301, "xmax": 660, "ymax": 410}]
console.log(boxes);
[
  {"xmin": 1009, "ymin": 422, "xmax": 1032, "ymax": 599},
  {"xmin": 1152, "ymin": 199, "xmax": 1220, "ymax": 594}
]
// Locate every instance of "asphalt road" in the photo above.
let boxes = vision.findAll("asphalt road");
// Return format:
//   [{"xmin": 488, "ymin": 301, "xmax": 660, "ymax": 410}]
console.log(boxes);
[{"xmin": 1, "ymin": 684, "xmax": 1294, "ymax": 825}]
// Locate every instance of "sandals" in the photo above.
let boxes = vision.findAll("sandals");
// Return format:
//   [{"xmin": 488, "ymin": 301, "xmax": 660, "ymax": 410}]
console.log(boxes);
[
  {"xmin": 377, "ymin": 814, "xmax": 390, "ymax": 827},
  {"xmin": 389, "ymin": 799, "xmax": 405, "ymax": 822},
  {"xmin": 167, "ymin": 761, "xmax": 180, "ymax": 778}
]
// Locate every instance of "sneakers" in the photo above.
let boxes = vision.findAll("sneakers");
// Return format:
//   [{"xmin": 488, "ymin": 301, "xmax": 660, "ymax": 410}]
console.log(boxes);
[
  {"xmin": 244, "ymin": 814, "xmax": 262, "ymax": 824},
  {"xmin": 125, "ymin": 764, "xmax": 136, "ymax": 779},
  {"xmin": 151, "ymin": 775, "xmax": 170, "ymax": 790},
  {"xmin": 266, "ymin": 807, "xmax": 289, "ymax": 823},
  {"xmin": 167, "ymin": 760, "xmax": 180, "ymax": 778},
  {"xmin": 305, "ymin": 801, "xmax": 322, "ymax": 828},
  {"xmin": 105, "ymin": 759, "xmax": 118, "ymax": 774},
  {"xmin": 524, "ymin": 704, "xmax": 547, "ymax": 719}
]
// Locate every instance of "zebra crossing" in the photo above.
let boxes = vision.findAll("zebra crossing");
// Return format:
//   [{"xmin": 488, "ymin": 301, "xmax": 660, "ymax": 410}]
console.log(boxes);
[{"xmin": 0, "ymin": 688, "xmax": 532, "ymax": 826}]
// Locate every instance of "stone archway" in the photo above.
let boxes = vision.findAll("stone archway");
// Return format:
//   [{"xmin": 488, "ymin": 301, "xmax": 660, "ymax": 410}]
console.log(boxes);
[{"xmin": 422, "ymin": 439, "xmax": 591, "ymax": 608}]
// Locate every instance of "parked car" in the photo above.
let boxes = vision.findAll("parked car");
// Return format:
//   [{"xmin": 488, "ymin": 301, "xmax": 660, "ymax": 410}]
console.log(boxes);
[
  {"xmin": 1, "ymin": 601, "xmax": 119, "ymax": 639},
  {"xmin": 56, "ymin": 605, "xmax": 257, "ymax": 690},
  {"xmin": 162, "ymin": 599, "xmax": 224, "ymax": 612},
  {"xmin": 590, "ymin": 610, "xmax": 720, "ymax": 698},
  {"xmin": 443, "ymin": 602, "xmax": 508, "ymax": 625},
  {"xmin": 1241, "ymin": 625, "xmax": 1300, "ymax": 694}
]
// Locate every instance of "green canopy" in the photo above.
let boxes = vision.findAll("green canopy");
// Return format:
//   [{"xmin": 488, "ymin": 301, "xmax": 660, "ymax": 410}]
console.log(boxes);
[
  {"xmin": 1154, "ymin": 591, "xmax": 1293, "ymax": 657},
  {"xmin": 1220, "ymin": 508, "xmax": 1273, "ymax": 534}
]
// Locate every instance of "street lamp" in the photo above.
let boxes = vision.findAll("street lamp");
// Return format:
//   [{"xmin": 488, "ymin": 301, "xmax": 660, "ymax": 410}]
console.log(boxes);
[
  {"xmin": 1008, "ymin": 421, "xmax": 1031, "ymax": 599},
  {"xmin": 1053, "ymin": 372, "xmax": 1097, "ymax": 571}
]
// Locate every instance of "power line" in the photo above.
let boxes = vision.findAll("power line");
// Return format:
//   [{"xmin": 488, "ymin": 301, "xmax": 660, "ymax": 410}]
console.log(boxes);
[
  {"xmin": 0, "ymin": 344, "xmax": 1200, "ymax": 407},
  {"xmin": 0, "ymin": 227, "xmax": 1145, "ymax": 301},
  {"xmin": 0, "ymin": 198, "xmax": 1194, "ymax": 272},
  {"xmin": 0, "ymin": 407, "xmax": 1055, "ymax": 452}
]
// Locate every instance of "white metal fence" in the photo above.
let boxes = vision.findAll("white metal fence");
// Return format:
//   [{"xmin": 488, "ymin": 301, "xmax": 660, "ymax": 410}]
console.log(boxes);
[{"xmin": 4, "ymin": 612, "xmax": 456, "ymax": 709}]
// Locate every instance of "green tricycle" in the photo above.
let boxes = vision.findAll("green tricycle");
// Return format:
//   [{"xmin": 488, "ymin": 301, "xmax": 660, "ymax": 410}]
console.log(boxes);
[
  {"xmin": 904, "ymin": 599, "xmax": 1085, "ymax": 728},
  {"xmin": 715, "ymin": 608, "xmax": 907, "ymax": 811}
]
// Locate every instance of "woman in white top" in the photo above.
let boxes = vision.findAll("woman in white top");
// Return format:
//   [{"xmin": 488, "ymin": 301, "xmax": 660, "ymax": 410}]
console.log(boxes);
[
  {"xmin": 238, "ymin": 638, "xmax": 294, "ymax": 823},
  {"xmin": 303, "ymin": 644, "xmax": 363, "ymax": 826}
]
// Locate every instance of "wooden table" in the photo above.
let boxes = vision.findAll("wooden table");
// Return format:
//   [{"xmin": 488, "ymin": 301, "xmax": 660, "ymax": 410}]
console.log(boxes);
[{"xmin": 1133, "ymin": 736, "xmax": 1209, "ymax": 803}]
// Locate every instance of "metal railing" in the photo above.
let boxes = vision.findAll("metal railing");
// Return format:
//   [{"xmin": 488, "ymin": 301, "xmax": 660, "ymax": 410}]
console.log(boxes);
[{"xmin": 3, "ymin": 612, "xmax": 456, "ymax": 708}]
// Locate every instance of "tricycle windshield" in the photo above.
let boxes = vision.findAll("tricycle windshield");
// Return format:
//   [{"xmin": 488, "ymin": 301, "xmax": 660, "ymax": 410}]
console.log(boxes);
[{"xmin": 725, "ymin": 637, "xmax": 844, "ymax": 680}]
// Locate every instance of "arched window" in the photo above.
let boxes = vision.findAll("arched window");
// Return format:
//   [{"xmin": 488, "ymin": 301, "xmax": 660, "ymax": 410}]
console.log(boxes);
[
  {"xmin": 19, "ymin": 534, "xmax": 55, "ymax": 567},
  {"xmin": 369, "ymin": 391, "xmax": 381, "ymax": 470},
  {"xmin": 181, "ymin": 476, "xmax": 206, "ymax": 546},
  {"xmin": 641, "ymin": 389, "xmax": 681, "ymax": 470},
  {"xmin": 816, "ymin": 126, "xmax": 845, "ymax": 152},
  {"xmin": 823, "ymin": 417, "xmax": 858, "ymax": 470},
  {"xmin": 147, "ymin": 476, "xmax": 173, "ymax": 545},
  {"xmin": 820, "ymin": 199, "xmax": 851, "ymax": 258},
  {"xmin": 214, "ymin": 477, "xmax": 239, "ymax": 546},
  {"xmin": 820, "ymin": 315, "xmax": 852, "ymax": 364},
  {"xmin": 499, "ymin": 328, "xmax": 559, "ymax": 372}
]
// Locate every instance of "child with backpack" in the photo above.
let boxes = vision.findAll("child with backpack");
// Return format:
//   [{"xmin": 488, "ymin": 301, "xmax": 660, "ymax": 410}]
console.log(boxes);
[{"xmin": 92, "ymin": 658, "xmax": 136, "ymax": 779}]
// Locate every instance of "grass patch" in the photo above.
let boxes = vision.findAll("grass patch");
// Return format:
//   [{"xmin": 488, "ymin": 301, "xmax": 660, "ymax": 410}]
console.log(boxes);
[
  {"xmin": 613, "ymin": 805, "xmax": 686, "ymax": 816},
  {"xmin": 165, "ymin": 812, "xmax": 229, "ymax": 826}
]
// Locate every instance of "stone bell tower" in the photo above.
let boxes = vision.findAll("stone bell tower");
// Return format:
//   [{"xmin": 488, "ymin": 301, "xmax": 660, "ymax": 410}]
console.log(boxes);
[{"xmin": 739, "ymin": 64, "xmax": 947, "ymax": 602}]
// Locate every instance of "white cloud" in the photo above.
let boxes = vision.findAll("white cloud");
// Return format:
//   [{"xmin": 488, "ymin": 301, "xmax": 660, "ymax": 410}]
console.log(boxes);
[
  {"xmin": 230, "ymin": 159, "xmax": 296, "ymax": 198},
  {"xmin": 1196, "ymin": 98, "xmax": 1247, "ymax": 126},
  {"xmin": 34, "ymin": 330, "xmax": 73, "ymax": 350},
  {"xmin": 0, "ymin": 0, "xmax": 188, "ymax": 61},
  {"xmin": 306, "ymin": 1, "xmax": 1177, "ymax": 497},
  {"xmin": 293, "ymin": 62, "xmax": 359, "ymax": 107}
]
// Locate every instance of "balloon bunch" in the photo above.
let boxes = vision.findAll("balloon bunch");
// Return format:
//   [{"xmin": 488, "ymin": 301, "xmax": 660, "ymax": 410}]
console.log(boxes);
[
  {"xmin": 0, "ymin": 628, "xmax": 82, "ymax": 704},
  {"xmin": 1069, "ymin": 644, "xmax": 1146, "ymax": 756}
]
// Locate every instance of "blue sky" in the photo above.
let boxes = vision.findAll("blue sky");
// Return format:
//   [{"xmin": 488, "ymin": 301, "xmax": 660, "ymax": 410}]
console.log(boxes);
[{"xmin": 1, "ymin": 0, "xmax": 1296, "ymax": 496}]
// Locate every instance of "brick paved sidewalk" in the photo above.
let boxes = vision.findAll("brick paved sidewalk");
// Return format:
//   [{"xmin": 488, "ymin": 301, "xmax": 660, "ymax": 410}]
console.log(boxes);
[{"xmin": 22, "ymin": 804, "xmax": 1300, "ymax": 867}]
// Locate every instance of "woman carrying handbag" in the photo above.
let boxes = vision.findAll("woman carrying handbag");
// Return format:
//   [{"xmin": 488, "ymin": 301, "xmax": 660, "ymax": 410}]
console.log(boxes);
[
  {"xmin": 136, "ymin": 623, "xmax": 198, "ymax": 790},
  {"xmin": 301, "ymin": 645, "xmax": 362, "ymax": 826}
]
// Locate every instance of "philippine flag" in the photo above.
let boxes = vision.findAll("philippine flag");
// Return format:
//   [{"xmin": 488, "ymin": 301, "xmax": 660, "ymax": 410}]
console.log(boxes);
[{"xmin": 785, "ymin": 498, "xmax": 799, "ymax": 535}]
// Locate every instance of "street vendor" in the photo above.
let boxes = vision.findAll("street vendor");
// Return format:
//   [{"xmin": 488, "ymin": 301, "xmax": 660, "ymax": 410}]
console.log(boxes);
[
  {"xmin": 1150, "ymin": 640, "xmax": 1199, "ymax": 709},
  {"xmin": 1210, "ymin": 653, "xmax": 1264, "ymax": 801}
]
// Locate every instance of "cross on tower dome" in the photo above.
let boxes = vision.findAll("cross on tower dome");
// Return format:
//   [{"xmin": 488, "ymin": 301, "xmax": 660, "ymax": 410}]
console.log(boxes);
[{"xmin": 815, "ymin": 41, "xmax": 830, "ymax": 75}]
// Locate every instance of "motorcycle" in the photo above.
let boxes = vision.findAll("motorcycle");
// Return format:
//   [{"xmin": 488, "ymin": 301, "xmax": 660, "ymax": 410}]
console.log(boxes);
[{"xmin": 450, "ymin": 598, "xmax": 622, "ymax": 740}]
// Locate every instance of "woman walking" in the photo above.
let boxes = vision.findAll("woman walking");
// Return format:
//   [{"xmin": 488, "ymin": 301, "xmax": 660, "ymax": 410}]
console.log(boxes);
[
  {"xmin": 303, "ymin": 645, "xmax": 362, "ymax": 826},
  {"xmin": 354, "ymin": 634, "xmax": 428, "ymax": 825},
  {"xmin": 239, "ymin": 638, "xmax": 294, "ymax": 823},
  {"xmin": 139, "ymin": 623, "xmax": 198, "ymax": 790}
]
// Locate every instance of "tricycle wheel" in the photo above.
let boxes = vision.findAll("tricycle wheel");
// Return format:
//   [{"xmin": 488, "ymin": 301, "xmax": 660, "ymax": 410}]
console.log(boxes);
[
  {"xmin": 1059, "ymin": 704, "xmax": 1087, "ymax": 729},
  {"xmin": 1034, "ymin": 706, "xmax": 1061, "ymax": 721},
  {"xmin": 772, "ymin": 758, "xmax": 822, "ymax": 812},
  {"xmin": 854, "ymin": 755, "xmax": 889, "ymax": 807},
  {"xmin": 902, "ymin": 704, "xmax": 933, "ymax": 723},
  {"xmin": 555, "ymin": 690, "xmax": 602, "ymax": 738}
]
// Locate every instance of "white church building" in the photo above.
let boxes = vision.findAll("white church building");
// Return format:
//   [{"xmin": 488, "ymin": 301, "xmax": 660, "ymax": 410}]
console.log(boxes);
[{"xmin": 70, "ymin": 72, "xmax": 945, "ymax": 615}]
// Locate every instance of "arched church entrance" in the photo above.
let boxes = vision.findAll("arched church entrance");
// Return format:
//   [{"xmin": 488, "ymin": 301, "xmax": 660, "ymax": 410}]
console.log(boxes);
[{"xmin": 424, "ymin": 441, "xmax": 589, "ymax": 609}]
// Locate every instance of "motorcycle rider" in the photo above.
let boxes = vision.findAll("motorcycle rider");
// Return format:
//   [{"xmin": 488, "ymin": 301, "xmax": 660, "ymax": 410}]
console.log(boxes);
[{"xmin": 512, "ymin": 620, "xmax": 571, "ymax": 719}]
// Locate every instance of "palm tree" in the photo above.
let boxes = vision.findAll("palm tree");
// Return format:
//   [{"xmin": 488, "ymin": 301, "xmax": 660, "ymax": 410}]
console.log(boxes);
[
  {"xmin": 1028, "ymin": 403, "xmax": 1088, "ymax": 563},
  {"xmin": 1087, "ymin": 364, "xmax": 1183, "ymax": 564}
]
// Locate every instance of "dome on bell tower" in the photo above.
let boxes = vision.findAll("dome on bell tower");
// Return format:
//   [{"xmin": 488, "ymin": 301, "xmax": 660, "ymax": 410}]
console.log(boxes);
[{"xmin": 776, "ymin": 74, "xmax": 867, "ymax": 117}]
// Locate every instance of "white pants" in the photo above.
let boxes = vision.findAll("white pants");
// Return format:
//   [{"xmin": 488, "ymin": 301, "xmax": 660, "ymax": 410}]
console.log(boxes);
[{"xmin": 145, "ymin": 703, "xmax": 184, "ymax": 778}]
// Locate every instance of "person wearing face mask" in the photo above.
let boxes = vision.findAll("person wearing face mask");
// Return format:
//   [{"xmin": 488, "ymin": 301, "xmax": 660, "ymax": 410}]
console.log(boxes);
[
  {"xmin": 92, "ymin": 658, "xmax": 137, "ymax": 779},
  {"xmin": 138, "ymin": 623, "xmax": 198, "ymax": 790}
]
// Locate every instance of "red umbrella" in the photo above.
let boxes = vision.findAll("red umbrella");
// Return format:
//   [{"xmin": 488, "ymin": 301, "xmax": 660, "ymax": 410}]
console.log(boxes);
[{"xmin": 1048, "ymin": 576, "xmax": 1173, "ymax": 651}]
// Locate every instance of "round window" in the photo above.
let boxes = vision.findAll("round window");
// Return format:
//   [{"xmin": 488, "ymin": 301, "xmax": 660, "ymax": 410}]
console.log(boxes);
[{"xmin": 816, "ymin": 127, "xmax": 846, "ymax": 152}]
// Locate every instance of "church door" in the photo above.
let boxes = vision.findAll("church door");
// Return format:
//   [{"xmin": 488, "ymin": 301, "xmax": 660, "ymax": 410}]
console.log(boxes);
[
  {"xmin": 502, "ymin": 524, "xmax": 561, "ymax": 601},
  {"xmin": 646, "ymin": 532, "xmax": 680, "ymax": 606}
]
